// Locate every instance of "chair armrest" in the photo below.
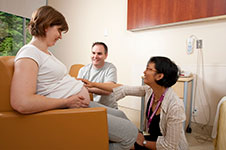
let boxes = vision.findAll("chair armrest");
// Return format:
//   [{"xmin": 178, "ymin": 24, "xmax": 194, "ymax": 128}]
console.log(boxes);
[{"xmin": 0, "ymin": 107, "xmax": 108, "ymax": 150}]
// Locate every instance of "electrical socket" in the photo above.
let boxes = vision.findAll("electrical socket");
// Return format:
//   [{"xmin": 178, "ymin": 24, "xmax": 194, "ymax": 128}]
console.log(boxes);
[
  {"xmin": 196, "ymin": 39, "xmax": 203, "ymax": 49},
  {"xmin": 193, "ymin": 108, "xmax": 198, "ymax": 116}
]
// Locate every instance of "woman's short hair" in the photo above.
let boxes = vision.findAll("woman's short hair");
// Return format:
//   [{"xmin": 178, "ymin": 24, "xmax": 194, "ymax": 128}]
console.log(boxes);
[
  {"xmin": 28, "ymin": 6, "xmax": 68, "ymax": 37},
  {"xmin": 148, "ymin": 56, "xmax": 180, "ymax": 87}
]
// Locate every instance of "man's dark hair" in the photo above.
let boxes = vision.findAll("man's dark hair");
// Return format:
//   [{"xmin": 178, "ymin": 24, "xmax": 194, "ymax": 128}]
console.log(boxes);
[{"xmin": 92, "ymin": 42, "xmax": 108, "ymax": 54}]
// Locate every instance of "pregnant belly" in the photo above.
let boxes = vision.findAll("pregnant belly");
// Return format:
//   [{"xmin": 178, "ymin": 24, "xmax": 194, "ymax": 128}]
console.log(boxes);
[{"xmin": 76, "ymin": 86, "xmax": 90, "ymax": 103}]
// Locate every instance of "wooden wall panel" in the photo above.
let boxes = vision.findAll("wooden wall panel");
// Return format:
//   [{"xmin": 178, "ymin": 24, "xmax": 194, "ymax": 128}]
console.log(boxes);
[{"xmin": 127, "ymin": 0, "xmax": 226, "ymax": 30}]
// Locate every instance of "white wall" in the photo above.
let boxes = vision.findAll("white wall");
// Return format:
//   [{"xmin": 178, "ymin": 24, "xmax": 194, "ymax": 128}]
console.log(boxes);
[{"xmin": 48, "ymin": 0, "xmax": 226, "ymax": 125}]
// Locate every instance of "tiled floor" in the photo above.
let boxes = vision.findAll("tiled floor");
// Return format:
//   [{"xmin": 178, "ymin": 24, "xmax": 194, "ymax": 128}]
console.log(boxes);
[
  {"xmin": 187, "ymin": 123, "xmax": 214, "ymax": 150},
  {"xmin": 119, "ymin": 106, "xmax": 215, "ymax": 150},
  {"xmin": 186, "ymin": 132, "xmax": 214, "ymax": 150}
]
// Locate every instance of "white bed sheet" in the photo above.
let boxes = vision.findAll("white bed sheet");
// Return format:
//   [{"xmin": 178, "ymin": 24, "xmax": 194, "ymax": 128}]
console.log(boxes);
[{"xmin": 211, "ymin": 96, "xmax": 226, "ymax": 138}]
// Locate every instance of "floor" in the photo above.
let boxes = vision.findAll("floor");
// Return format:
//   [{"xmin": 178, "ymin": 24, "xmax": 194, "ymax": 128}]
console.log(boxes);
[
  {"xmin": 119, "ymin": 106, "xmax": 215, "ymax": 150},
  {"xmin": 187, "ymin": 123, "xmax": 214, "ymax": 150}
]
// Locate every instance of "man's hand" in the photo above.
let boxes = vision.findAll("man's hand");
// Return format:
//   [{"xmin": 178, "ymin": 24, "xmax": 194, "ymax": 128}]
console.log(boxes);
[{"xmin": 77, "ymin": 78, "xmax": 94, "ymax": 88}]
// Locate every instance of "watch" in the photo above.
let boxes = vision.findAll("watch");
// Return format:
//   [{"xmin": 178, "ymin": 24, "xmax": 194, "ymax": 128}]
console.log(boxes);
[{"xmin": 143, "ymin": 140, "xmax": 147, "ymax": 146}]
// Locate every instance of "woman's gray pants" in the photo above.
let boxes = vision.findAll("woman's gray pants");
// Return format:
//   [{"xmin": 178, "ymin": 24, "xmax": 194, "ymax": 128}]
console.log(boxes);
[{"xmin": 90, "ymin": 101, "xmax": 138, "ymax": 150}]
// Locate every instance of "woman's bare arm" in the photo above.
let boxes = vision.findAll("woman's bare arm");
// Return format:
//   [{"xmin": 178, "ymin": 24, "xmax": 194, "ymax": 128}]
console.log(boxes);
[{"xmin": 10, "ymin": 58, "xmax": 88, "ymax": 114}]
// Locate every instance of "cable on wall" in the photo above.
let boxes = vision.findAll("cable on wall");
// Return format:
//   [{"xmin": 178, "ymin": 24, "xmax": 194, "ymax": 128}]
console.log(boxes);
[
  {"xmin": 189, "ymin": 35, "xmax": 212, "ymax": 142},
  {"xmin": 191, "ymin": 35, "xmax": 211, "ymax": 126}
]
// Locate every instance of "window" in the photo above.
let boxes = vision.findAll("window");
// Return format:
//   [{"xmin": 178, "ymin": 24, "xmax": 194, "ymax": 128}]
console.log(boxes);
[{"xmin": 0, "ymin": 11, "xmax": 32, "ymax": 56}]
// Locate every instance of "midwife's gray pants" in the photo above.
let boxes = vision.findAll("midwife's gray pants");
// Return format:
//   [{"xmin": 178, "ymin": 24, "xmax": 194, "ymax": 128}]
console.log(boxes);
[{"xmin": 90, "ymin": 101, "xmax": 138, "ymax": 150}]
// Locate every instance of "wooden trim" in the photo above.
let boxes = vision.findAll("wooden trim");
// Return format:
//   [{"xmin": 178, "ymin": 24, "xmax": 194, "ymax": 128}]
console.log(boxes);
[{"xmin": 127, "ymin": 0, "xmax": 226, "ymax": 30}]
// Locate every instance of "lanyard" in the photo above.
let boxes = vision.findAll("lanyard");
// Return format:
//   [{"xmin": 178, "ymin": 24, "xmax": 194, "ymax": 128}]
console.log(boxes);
[{"xmin": 147, "ymin": 88, "xmax": 168, "ymax": 127}]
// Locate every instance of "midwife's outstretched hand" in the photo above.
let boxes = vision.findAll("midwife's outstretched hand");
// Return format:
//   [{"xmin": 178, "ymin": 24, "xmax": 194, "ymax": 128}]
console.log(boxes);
[{"xmin": 78, "ymin": 78, "xmax": 121, "ymax": 92}]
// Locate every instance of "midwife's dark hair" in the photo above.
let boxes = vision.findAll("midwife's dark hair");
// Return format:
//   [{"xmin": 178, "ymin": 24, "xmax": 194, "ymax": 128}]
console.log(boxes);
[
  {"xmin": 92, "ymin": 42, "xmax": 108, "ymax": 54},
  {"xmin": 28, "ymin": 6, "xmax": 68, "ymax": 37},
  {"xmin": 148, "ymin": 56, "xmax": 180, "ymax": 87}
]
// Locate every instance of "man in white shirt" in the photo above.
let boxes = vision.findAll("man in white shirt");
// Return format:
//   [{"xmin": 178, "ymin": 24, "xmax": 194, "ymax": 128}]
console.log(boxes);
[{"xmin": 78, "ymin": 42, "xmax": 118, "ymax": 108}]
